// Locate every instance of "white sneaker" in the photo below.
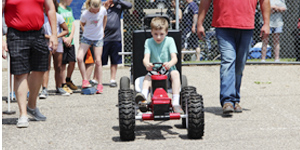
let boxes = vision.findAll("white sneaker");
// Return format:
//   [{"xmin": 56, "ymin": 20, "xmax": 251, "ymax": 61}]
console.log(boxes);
[
  {"xmin": 17, "ymin": 116, "xmax": 29, "ymax": 128},
  {"xmin": 261, "ymin": 59, "xmax": 266, "ymax": 62},
  {"xmin": 275, "ymin": 59, "xmax": 280, "ymax": 62}
]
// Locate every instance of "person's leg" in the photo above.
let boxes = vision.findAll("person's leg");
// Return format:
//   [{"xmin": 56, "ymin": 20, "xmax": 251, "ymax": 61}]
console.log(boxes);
[
  {"xmin": 273, "ymin": 33, "xmax": 280, "ymax": 61},
  {"xmin": 93, "ymin": 46, "xmax": 103, "ymax": 84},
  {"xmin": 93, "ymin": 45, "xmax": 104, "ymax": 93},
  {"xmin": 53, "ymin": 52, "xmax": 63, "ymax": 88},
  {"xmin": 86, "ymin": 63, "xmax": 95, "ymax": 80},
  {"xmin": 41, "ymin": 51, "xmax": 52, "ymax": 89},
  {"xmin": 170, "ymin": 70, "xmax": 183, "ymax": 113},
  {"xmin": 215, "ymin": 28, "xmax": 237, "ymax": 107},
  {"xmin": 235, "ymin": 29, "xmax": 253, "ymax": 104},
  {"xmin": 14, "ymin": 74, "xmax": 29, "ymax": 117},
  {"xmin": 67, "ymin": 61, "xmax": 75, "ymax": 80},
  {"xmin": 77, "ymin": 43, "xmax": 91, "ymax": 81},
  {"xmin": 109, "ymin": 41, "xmax": 122, "ymax": 87},
  {"xmin": 65, "ymin": 45, "xmax": 77, "ymax": 90},
  {"xmin": 261, "ymin": 34, "xmax": 270, "ymax": 61},
  {"xmin": 27, "ymin": 71, "xmax": 45, "ymax": 109}
]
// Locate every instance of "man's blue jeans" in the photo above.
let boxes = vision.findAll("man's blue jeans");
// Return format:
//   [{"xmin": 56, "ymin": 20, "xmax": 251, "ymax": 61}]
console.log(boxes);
[{"xmin": 215, "ymin": 28, "xmax": 253, "ymax": 107}]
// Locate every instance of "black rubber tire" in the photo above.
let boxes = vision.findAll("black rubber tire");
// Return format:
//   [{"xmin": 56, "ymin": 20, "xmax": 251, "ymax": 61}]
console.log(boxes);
[
  {"xmin": 187, "ymin": 93, "xmax": 204, "ymax": 139},
  {"xmin": 181, "ymin": 75, "xmax": 188, "ymax": 88},
  {"xmin": 120, "ymin": 76, "xmax": 130, "ymax": 90},
  {"xmin": 118, "ymin": 89, "xmax": 135, "ymax": 141},
  {"xmin": 180, "ymin": 86, "xmax": 197, "ymax": 128}
]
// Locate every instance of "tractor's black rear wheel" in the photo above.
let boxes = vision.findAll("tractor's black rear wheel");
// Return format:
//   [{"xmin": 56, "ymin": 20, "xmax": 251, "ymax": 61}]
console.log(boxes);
[
  {"xmin": 118, "ymin": 89, "xmax": 135, "ymax": 141},
  {"xmin": 187, "ymin": 93, "xmax": 204, "ymax": 139}
]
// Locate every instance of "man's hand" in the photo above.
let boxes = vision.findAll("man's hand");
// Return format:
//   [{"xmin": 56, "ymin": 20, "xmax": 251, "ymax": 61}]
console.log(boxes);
[
  {"xmin": 197, "ymin": 25, "xmax": 206, "ymax": 40},
  {"xmin": 49, "ymin": 35, "xmax": 58, "ymax": 53},
  {"xmin": 260, "ymin": 24, "xmax": 270, "ymax": 39},
  {"xmin": 145, "ymin": 63, "xmax": 153, "ymax": 71},
  {"xmin": 2, "ymin": 38, "xmax": 8, "ymax": 59}
]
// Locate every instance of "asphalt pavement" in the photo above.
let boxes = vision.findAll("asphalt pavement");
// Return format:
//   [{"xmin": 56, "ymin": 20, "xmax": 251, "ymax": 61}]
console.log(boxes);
[{"xmin": 2, "ymin": 64, "xmax": 300, "ymax": 150}]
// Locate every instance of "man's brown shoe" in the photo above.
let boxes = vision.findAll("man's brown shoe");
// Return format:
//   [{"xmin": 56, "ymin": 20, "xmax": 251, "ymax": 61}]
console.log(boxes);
[
  {"xmin": 223, "ymin": 103, "xmax": 234, "ymax": 114},
  {"xmin": 234, "ymin": 103, "xmax": 242, "ymax": 113},
  {"xmin": 66, "ymin": 80, "xmax": 78, "ymax": 90}
]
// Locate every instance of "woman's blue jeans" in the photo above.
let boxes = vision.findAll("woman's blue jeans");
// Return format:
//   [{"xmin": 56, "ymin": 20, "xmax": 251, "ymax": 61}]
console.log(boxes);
[{"xmin": 215, "ymin": 28, "xmax": 253, "ymax": 107}]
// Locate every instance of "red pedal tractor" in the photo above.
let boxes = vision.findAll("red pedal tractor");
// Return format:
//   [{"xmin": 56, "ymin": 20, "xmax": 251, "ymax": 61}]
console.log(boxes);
[{"xmin": 118, "ymin": 63, "xmax": 204, "ymax": 141}]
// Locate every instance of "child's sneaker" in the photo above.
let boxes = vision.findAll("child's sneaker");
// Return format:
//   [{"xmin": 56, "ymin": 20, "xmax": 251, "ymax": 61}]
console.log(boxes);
[
  {"xmin": 96, "ymin": 84, "xmax": 103, "ymax": 94},
  {"xmin": 89, "ymin": 80, "xmax": 98, "ymax": 88},
  {"xmin": 82, "ymin": 80, "xmax": 92, "ymax": 89},
  {"xmin": 39, "ymin": 89, "xmax": 48, "ymax": 99},
  {"xmin": 56, "ymin": 87, "xmax": 70, "ymax": 96},
  {"xmin": 16, "ymin": 116, "xmax": 29, "ymax": 128},
  {"xmin": 66, "ymin": 80, "xmax": 78, "ymax": 90},
  {"xmin": 62, "ymin": 84, "xmax": 73, "ymax": 94}
]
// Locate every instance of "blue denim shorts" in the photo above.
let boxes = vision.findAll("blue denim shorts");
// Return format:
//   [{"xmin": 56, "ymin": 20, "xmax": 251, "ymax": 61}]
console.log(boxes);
[{"xmin": 81, "ymin": 36, "xmax": 103, "ymax": 47}]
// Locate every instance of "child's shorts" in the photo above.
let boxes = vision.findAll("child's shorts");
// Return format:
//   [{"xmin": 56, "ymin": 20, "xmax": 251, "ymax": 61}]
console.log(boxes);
[
  {"xmin": 81, "ymin": 36, "xmax": 103, "ymax": 47},
  {"xmin": 102, "ymin": 41, "xmax": 122, "ymax": 65},
  {"xmin": 270, "ymin": 26, "xmax": 283, "ymax": 34},
  {"xmin": 62, "ymin": 45, "xmax": 76, "ymax": 64}
]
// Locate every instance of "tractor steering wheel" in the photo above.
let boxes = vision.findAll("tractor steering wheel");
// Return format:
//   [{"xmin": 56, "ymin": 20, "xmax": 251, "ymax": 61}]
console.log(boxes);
[{"xmin": 148, "ymin": 62, "xmax": 169, "ymax": 75}]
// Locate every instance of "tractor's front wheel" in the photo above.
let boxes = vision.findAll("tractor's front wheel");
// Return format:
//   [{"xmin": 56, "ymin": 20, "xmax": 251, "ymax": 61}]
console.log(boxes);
[
  {"xmin": 118, "ymin": 89, "xmax": 135, "ymax": 141},
  {"xmin": 187, "ymin": 93, "xmax": 204, "ymax": 139}
]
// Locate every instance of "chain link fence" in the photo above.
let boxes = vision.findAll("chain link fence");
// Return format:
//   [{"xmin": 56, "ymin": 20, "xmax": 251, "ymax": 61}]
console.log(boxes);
[{"xmin": 122, "ymin": 0, "xmax": 300, "ymax": 64}]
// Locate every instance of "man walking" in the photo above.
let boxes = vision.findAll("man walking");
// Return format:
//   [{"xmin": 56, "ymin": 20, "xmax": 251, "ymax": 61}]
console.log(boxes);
[{"xmin": 197, "ymin": 0, "xmax": 270, "ymax": 114}]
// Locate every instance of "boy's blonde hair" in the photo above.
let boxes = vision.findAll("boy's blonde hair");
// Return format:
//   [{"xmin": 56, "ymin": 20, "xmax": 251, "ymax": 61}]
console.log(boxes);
[
  {"xmin": 85, "ymin": 0, "xmax": 101, "ymax": 9},
  {"xmin": 150, "ymin": 17, "xmax": 169, "ymax": 32}
]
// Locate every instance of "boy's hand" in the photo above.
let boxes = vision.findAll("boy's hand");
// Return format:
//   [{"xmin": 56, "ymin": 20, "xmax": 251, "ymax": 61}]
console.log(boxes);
[
  {"xmin": 145, "ymin": 63, "xmax": 153, "ymax": 71},
  {"xmin": 63, "ymin": 37, "xmax": 72, "ymax": 47},
  {"xmin": 163, "ymin": 62, "xmax": 172, "ymax": 70}
]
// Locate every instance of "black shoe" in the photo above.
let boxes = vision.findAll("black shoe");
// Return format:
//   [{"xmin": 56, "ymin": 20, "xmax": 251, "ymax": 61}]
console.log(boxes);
[
  {"xmin": 223, "ymin": 103, "xmax": 234, "ymax": 114},
  {"xmin": 109, "ymin": 82, "xmax": 117, "ymax": 88}
]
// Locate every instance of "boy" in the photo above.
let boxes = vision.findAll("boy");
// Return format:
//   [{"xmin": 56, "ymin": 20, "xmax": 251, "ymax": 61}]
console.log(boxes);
[
  {"xmin": 135, "ymin": 17, "xmax": 183, "ymax": 114},
  {"xmin": 58, "ymin": 0, "xmax": 77, "ymax": 93}
]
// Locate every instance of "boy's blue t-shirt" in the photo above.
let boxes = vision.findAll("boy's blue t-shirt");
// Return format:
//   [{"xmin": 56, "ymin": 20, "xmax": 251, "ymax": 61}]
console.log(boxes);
[{"xmin": 144, "ymin": 36, "xmax": 178, "ymax": 71}]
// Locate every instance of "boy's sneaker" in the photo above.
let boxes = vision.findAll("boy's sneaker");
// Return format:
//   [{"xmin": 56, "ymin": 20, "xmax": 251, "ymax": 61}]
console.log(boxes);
[
  {"xmin": 135, "ymin": 93, "xmax": 146, "ymax": 104},
  {"xmin": 223, "ymin": 103, "xmax": 234, "ymax": 114},
  {"xmin": 39, "ymin": 89, "xmax": 48, "ymax": 99},
  {"xmin": 16, "ymin": 116, "xmax": 29, "ymax": 128},
  {"xmin": 89, "ymin": 80, "xmax": 98, "ymax": 88},
  {"xmin": 27, "ymin": 106, "xmax": 47, "ymax": 121},
  {"xmin": 82, "ymin": 80, "xmax": 92, "ymax": 89},
  {"xmin": 56, "ymin": 87, "xmax": 70, "ymax": 96},
  {"xmin": 135, "ymin": 93, "xmax": 147, "ymax": 112},
  {"xmin": 172, "ymin": 105, "xmax": 184, "ymax": 114},
  {"xmin": 66, "ymin": 80, "xmax": 78, "ymax": 90},
  {"xmin": 96, "ymin": 84, "xmax": 103, "ymax": 94},
  {"xmin": 62, "ymin": 84, "xmax": 73, "ymax": 94}
]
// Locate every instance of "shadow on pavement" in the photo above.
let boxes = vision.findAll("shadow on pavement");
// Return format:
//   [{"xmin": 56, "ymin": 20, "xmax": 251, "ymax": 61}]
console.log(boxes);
[
  {"xmin": 112, "ymin": 122, "xmax": 180, "ymax": 141},
  {"xmin": 2, "ymin": 118, "xmax": 18, "ymax": 125},
  {"xmin": 204, "ymin": 106, "xmax": 251, "ymax": 118}
]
